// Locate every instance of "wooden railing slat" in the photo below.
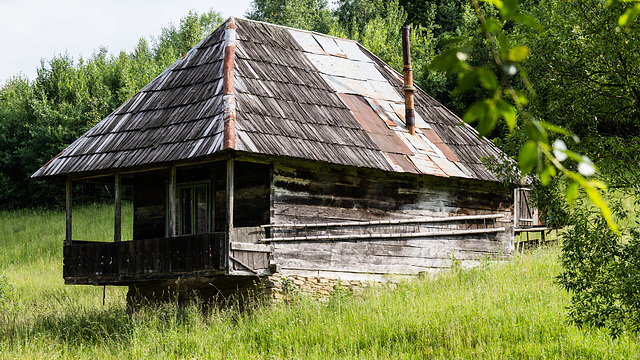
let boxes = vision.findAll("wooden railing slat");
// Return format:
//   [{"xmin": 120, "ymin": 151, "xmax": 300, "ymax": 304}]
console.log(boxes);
[{"xmin": 63, "ymin": 233, "xmax": 226, "ymax": 281}]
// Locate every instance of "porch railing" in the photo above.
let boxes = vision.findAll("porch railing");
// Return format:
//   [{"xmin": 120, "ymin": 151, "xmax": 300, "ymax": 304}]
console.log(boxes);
[{"xmin": 63, "ymin": 233, "xmax": 226, "ymax": 285}]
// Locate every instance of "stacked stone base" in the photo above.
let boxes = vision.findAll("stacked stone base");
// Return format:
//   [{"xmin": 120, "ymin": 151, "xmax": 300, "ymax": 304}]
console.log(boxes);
[
  {"xmin": 262, "ymin": 275, "xmax": 373, "ymax": 301},
  {"xmin": 126, "ymin": 274, "xmax": 379, "ymax": 307}
]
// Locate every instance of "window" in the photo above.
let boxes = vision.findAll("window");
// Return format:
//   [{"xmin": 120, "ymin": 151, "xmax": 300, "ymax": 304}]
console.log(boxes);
[{"xmin": 175, "ymin": 182, "xmax": 210, "ymax": 235}]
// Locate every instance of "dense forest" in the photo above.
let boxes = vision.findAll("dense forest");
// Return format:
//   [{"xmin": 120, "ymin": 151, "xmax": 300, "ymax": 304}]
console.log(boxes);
[{"xmin": 1, "ymin": 0, "xmax": 638, "ymax": 208}]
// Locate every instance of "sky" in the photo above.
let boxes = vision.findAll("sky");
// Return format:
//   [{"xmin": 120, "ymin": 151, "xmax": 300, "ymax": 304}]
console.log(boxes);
[{"xmin": 0, "ymin": 0, "xmax": 254, "ymax": 85}]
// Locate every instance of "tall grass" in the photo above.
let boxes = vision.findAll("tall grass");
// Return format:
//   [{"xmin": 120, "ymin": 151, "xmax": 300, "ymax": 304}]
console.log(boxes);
[{"xmin": 1, "ymin": 205, "xmax": 639, "ymax": 359}]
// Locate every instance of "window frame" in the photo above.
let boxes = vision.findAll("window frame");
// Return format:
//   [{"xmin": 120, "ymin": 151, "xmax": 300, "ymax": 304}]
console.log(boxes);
[{"xmin": 166, "ymin": 180, "xmax": 211, "ymax": 237}]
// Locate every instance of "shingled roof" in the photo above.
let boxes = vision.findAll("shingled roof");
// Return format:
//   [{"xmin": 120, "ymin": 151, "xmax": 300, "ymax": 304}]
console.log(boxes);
[{"xmin": 33, "ymin": 17, "xmax": 504, "ymax": 182}]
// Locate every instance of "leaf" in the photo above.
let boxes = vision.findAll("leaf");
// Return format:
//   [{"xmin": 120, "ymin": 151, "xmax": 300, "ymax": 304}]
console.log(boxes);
[
  {"xmin": 583, "ymin": 182, "xmax": 619, "ymax": 234},
  {"xmin": 495, "ymin": 99, "xmax": 517, "ymax": 131},
  {"xmin": 565, "ymin": 181, "xmax": 579, "ymax": 205},
  {"xmin": 539, "ymin": 121, "xmax": 573, "ymax": 137},
  {"xmin": 590, "ymin": 180, "xmax": 608, "ymax": 190},
  {"xmin": 518, "ymin": 140, "xmax": 539, "ymax": 174},
  {"xmin": 430, "ymin": 48, "xmax": 467, "ymax": 72},
  {"xmin": 619, "ymin": 5, "xmax": 640, "ymax": 27},
  {"xmin": 463, "ymin": 100, "xmax": 487, "ymax": 124},
  {"xmin": 540, "ymin": 164, "xmax": 556, "ymax": 186},
  {"xmin": 508, "ymin": 46, "xmax": 529, "ymax": 62},
  {"xmin": 523, "ymin": 120, "xmax": 548, "ymax": 143},
  {"xmin": 497, "ymin": 32, "xmax": 509, "ymax": 58},
  {"xmin": 512, "ymin": 13, "xmax": 543, "ymax": 31},
  {"xmin": 456, "ymin": 71, "xmax": 479, "ymax": 94},
  {"xmin": 477, "ymin": 100, "xmax": 499, "ymax": 136},
  {"xmin": 464, "ymin": 100, "xmax": 499, "ymax": 137},
  {"xmin": 477, "ymin": 68, "xmax": 499, "ymax": 92},
  {"xmin": 481, "ymin": 0, "xmax": 504, "ymax": 9},
  {"xmin": 500, "ymin": 0, "xmax": 519, "ymax": 18},
  {"xmin": 439, "ymin": 37, "xmax": 465, "ymax": 46},
  {"xmin": 512, "ymin": 90, "xmax": 529, "ymax": 106},
  {"xmin": 484, "ymin": 18, "xmax": 503, "ymax": 33}
]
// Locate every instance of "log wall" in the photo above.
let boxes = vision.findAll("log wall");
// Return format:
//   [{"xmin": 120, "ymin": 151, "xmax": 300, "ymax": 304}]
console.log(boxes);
[{"xmin": 269, "ymin": 159, "xmax": 514, "ymax": 280}]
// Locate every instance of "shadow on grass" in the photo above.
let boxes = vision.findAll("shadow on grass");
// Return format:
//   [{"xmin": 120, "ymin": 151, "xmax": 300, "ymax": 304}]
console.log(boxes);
[{"xmin": 1, "ymin": 305, "xmax": 134, "ymax": 346}]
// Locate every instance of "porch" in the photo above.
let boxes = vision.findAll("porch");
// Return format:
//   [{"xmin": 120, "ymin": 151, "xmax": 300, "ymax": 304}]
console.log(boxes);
[
  {"xmin": 63, "ymin": 233, "xmax": 227, "ymax": 285},
  {"xmin": 63, "ymin": 227, "xmax": 275, "ymax": 285}
]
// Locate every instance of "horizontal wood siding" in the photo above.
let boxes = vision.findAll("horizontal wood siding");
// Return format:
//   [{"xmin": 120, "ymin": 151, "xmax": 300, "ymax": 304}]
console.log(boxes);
[
  {"xmin": 63, "ymin": 233, "xmax": 226, "ymax": 285},
  {"xmin": 272, "ymin": 161, "xmax": 513, "ymax": 222},
  {"xmin": 270, "ymin": 159, "xmax": 514, "ymax": 278},
  {"xmin": 272, "ymin": 235, "xmax": 503, "ymax": 275}
]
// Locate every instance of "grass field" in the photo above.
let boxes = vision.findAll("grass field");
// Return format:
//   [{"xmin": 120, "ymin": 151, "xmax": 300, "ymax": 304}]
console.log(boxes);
[{"xmin": 1, "ymin": 203, "xmax": 639, "ymax": 359}]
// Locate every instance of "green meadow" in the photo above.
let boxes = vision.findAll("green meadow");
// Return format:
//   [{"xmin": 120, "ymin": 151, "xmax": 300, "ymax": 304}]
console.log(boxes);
[{"xmin": 1, "ymin": 203, "xmax": 638, "ymax": 359}]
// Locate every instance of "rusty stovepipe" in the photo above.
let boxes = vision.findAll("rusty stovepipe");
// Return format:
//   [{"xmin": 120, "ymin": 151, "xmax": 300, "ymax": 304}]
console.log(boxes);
[{"xmin": 401, "ymin": 25, "xmax": 415, "ymax": 135}]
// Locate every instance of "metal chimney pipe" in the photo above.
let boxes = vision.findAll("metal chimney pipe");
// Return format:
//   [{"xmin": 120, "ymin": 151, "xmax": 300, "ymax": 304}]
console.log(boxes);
[{"xmin": 401, "ymin": 25, "xmax": 416, "ymax": 135}]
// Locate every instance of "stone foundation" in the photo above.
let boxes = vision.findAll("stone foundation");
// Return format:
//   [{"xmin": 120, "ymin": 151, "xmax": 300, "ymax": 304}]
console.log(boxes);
[
  {"xmin": 126, "ymin": 273, "xmax": 380, "ymax": 307},
  {"xmin": 262, "ymin": 274, "xmax": 374, "ymax": 301}
]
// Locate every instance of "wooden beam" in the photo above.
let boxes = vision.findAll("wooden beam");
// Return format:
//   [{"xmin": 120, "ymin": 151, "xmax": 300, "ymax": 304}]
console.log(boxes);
[
  {"xmin": 168, "ymin": 166, "xmax": 178, "ymax": 237},
  {"xmin": 65, "ymin": 178, "xmax": 72, "ymax": 245},
  {"xmin": 226, "ymin": 157, "xmax": 235, "ymax": 231},
  {"xmin": 262, "ymin": 227, "xmax": 506, "ymax": 242},
  {"xmin": 225, "ymin": 157, "xmax": 235, "ymax": 271},
  {"xmin": 230, "ymin": 242, "xmax": 273, "ymax": 253},
  {"xmin": 114, "ymin": 173, "xmax": 122, "ymax": 242},
  {"xmin": 229, "ymin": 255, "xmax": 257, "ymax": 274},
  {"xmin": 262, "ymin": 214, "xmax": 504, "ymax": 229}
]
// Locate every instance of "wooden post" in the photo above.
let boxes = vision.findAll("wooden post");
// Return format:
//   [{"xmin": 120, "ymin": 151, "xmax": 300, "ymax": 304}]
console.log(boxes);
[
  {"xmin": 114, "ymin": 173, "xmax": 122, "ymax": 242},
  {"xmin": 226, "ymin": 158, "xmax": 235, "ymax": 230},
  {"xmin": 513, "ymin": 188, "xmax": 519, "ymax": 230},
  {"xmin": 225, "ymin": 156, "xmax": 235, "ymax": 270},
  {"xmin": 168, "ymin": 166, "xmax": 178, "ymax": 237},
  {"xmin": 65, "ymin": 178, "xmax": 72, "ymax": 245}
]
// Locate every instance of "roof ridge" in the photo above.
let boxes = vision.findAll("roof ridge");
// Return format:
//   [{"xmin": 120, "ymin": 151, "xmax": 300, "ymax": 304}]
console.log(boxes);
[{"xmin": 231, "ymin": 16, "xmax": 361, "ymax": 44}]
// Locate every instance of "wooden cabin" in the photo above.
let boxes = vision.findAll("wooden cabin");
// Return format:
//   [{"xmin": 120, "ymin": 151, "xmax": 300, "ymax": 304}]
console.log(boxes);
[{"xmin": 33, "ymin": 18, "xmax": 516, "ymax": 299}]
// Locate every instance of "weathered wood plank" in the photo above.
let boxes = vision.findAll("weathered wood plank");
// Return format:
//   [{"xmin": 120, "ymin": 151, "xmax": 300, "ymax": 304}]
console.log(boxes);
[
  {"xmin": 114, "ymin": 173, "xmax": 122, "ymax": 242},
  {"xmin": 263, "ymin": 227, "xmax": 505, "ymax": 242},
  {"xmin": 272, "ymin": 238, "xmax": 506, "ymax": 258},
  {"xmin": 65, "ymin": 179, "xmax": 72, "ymax": 245},
  {"xmin": 230, "ymin": 242, "xmax": 273, "ymax": 252},
  {"xmin": 263, "ymin": 214, "xmax": 504, "ymax": 229},
  {"xmin": 168, "ymin": 166, "xmax": 178, "ymax": 237},
  {"xmin": 63, "ymin": 233, "xmax": 226, "ymax": 284}
]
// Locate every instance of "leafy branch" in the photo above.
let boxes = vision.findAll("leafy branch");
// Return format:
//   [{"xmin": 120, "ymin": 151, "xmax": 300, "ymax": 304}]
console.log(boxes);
[{"xmin": 431, "ymin": 0, "xmax": 620, "ymax": 232}]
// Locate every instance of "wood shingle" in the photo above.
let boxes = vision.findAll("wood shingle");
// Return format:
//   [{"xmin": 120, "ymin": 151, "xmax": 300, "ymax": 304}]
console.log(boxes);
[{"xmin": 33, "ymin": 17, "xmax": 506, "ymax": 182}]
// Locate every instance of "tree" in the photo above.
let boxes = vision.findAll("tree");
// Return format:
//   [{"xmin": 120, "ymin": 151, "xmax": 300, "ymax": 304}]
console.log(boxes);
[
  {"xmin": 431, "ymin": 0, "xmax": 640, "ymax": 335},
  {"xmin": 558, "ymin": 200, "xmax": 640, "ymax": 336},
  {"xmin": 519, "ymin": 0, "xmax": 640, "ymax": 191},
  {"xmin": 0, "ymin": 10, "xmax": 223, "ymax": 209},
  {"xmin": 246, "ymin": 0, "xmax": 336, "ymax": 33}
]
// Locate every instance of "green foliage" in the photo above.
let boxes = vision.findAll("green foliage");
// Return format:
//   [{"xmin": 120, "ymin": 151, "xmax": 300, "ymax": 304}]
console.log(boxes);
[
  {"xmin": 430, "ymin": 0, "xmax": 618, "ymax": 232},
  {"xmin": 352, "ymin": 0, "xmax": 437, "ymax": 76},
  {"xmin": 246, "ymin": 0, "xmax": 336, "ymax": 33},
  {"xmin": 335, "ymin": 0, "xmax": 403, "ymax": 38},
  {"xmin": 558, "ymin": 199, "xmax": 640, "ymax": 336},
  {"xmin": 522, "ymin": 0, "xmax": 640, "ymax": 139},
  {"xmin": 0, "ymin": 10, "xmax": 223, "ymax": 210},
  {"xmin": 520, "ymin": 0, "xmax": 640, "ymax": 192}
]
